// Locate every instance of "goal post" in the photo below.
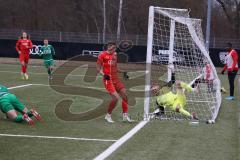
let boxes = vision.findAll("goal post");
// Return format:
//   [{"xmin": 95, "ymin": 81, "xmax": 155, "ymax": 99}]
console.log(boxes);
[
  {"xmin": 144, "ymin": 6, "xmax": 154, "ymax": 120},
  {"xmin": 168, "ymin": 19, "xmax": 175, "ymax": 82},
  {"xmin": 144, "ymin": 6, "xmax": 222, "ymax": 122}
]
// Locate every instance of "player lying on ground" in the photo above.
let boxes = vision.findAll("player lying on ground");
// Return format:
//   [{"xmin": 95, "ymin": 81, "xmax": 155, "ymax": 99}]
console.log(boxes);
[
  {"xmin": 151, "ymin": 80, "xmax": 199, "ymax": 120},
  {"xmin": 97, "ymin": 42, "xmax": 132, "ymax": 123},
  {"xmin": 0, "ymin": 85, "xmax": 41, "ymax": 125},
  {"xmin": 39, "ymin": 39, "xmax": 55, "ymax": 79},
  {"xmin": 15, "ymin": 32, "xmax": 33, "ymax": 80}
]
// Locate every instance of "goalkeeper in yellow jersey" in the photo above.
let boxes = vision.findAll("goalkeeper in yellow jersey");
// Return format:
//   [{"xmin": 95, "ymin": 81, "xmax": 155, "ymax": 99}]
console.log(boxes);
[{"xmin": 151, "ymin": 80, "xmax": 199, "ymax": 120}]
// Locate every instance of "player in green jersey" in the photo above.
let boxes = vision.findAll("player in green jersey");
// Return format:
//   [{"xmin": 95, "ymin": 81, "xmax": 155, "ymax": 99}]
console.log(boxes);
[
  {"xmin": 40, "ymin": 39, "xmax": 55, "ymax": 79},
  {"xmin": 151, "ymin": 80, "xmax": 199, "ymax": 120},
  {"xmin": 0, "ymin": 85, "xmax": 41, "ymax": 125}
]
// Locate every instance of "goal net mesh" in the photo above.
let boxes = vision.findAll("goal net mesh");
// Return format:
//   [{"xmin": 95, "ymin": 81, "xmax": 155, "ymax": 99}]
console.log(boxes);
[{"xmin": 147, "ymin": 7, "xmax": 221, "ymax": 121}]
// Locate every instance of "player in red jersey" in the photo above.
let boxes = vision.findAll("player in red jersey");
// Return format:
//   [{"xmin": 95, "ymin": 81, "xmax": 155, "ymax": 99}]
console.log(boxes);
[
  {"xmin": 97, "ymin": 42, "xmax": 133, "ymax": 123},
  {"xmin": 15, "ymin": 32, "xmax": 33, "ymax": 80},
  {"xmin": 221, "ymin": 43, "xmax": 238, "ymax": 100}
]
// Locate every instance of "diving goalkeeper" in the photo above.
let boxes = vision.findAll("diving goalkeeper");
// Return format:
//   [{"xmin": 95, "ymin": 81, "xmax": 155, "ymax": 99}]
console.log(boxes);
[
  {"xmin": 151, "ymin": 80, "xmax": 198, "ymax": 120},
  {"xmin": 0, "ymin": 85, "xmax": 41, "ymax": 125}
]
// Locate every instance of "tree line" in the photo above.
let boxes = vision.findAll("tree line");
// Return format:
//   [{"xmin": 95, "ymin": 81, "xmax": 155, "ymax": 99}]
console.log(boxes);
[{"xmin": 0, "ymin": 0, "xmax": 239, "ymax": 38}]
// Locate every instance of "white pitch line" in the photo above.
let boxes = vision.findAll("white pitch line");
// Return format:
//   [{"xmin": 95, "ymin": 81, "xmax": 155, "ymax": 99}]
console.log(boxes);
[
  {"xmin": 0, "ymin": 70, "xmax": 101, "ymax": 78},
  {"xmin": 187, "ymin": 100, "xmax": 215, "ymax": 103},
  {"xmin": 31, "ymin": 83, "xmax": 107, "ymax": 90},
  {"xmin": 31, "ymin": 83, "xmax": 147, "ymax": 92},
  {"xmin": 3, "ymin": 84, "xmax": 116, "ymax": 143},
  {"xmin": 94, "ymin": 120, "xmax": 148, "ymax": 160},
  {"xmin": 0, "ymin": 134, "xmax": 117, "ymax": 142},
  {"xmin": 8, "ymin": 84, "xmax": 33, "ymax": 90}
]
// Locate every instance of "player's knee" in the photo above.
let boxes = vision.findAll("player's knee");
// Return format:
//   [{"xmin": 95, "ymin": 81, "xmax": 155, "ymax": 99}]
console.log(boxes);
[
  {"xmin": 21, "ymin": 62, "xmax": 26, "ymax": 66},
  {"xmin": 112, "ymin": 96, "xmax": 119, "ymax": 102},
  {"xmin": 6, "ymin": 110, "xmax": 17, "ymax": 120},
  {"xmin": 122, "ymin": 94, "xmax": 128, "ymax": 101}
]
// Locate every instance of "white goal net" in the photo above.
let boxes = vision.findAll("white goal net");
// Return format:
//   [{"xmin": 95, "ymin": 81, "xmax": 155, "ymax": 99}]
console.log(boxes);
[{"xmin": 144, "ymin": 6, "xmax": 221, "ymax": 122}]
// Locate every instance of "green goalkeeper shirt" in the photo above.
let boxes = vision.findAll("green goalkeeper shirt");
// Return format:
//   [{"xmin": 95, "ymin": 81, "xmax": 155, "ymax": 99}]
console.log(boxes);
[
  {"xmin": 156, "ymin": 82, "xmax": 193, "ymax": 109},
  {"xmin": 0, "ymin": 85, "xmax": 9, "ymax": 98},
  {"xmin": 40, "ymin": 45, "xmax": 55, "ymax": 61}
]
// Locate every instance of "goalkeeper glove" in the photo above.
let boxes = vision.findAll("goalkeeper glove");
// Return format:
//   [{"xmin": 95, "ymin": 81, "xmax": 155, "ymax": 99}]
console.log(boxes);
[
  {"xmin": 103, "ymin": 74, "xmax": 110, "ymax": 80},
  {"xmin": 123, "ymin": 72, "xmax": 129, "ymax": 80}
]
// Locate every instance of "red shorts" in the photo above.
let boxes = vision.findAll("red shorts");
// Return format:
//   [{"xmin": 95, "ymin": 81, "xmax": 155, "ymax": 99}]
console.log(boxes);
[
  {"xmin": 19, "ymin": 53, "xmax": 30, "ymax": 64},
  {"xmin": 103, "ymin": 78, "xmax": 125, "ymax": 94}
]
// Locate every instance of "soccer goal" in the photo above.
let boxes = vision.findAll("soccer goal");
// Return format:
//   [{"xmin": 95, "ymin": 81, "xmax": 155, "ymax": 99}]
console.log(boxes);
[{"xmin": 144, "ymin": 6, "xmax": 221, "ymax": 122}]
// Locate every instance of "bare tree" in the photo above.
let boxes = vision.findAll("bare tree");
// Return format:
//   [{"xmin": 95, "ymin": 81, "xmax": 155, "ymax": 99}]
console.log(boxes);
[
  {"xmin": 0, "ymin": 0, "xmax": 237, "ymax": 40},
  {"xmin": 215, "ymin": 0, "xmax": 240, "ymax": 38}
]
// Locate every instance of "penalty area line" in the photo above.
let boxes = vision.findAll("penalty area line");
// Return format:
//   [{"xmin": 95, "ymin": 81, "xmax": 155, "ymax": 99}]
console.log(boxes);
[
  {"xmin": 94, "ymin": 120, "xmax": 149, "ymax": 160},
  {"xmin": 8, "ymin": 84, "xmax": 33, "ymax": 90},
  {"xmin": 0, "ymin": 134, "xmax": 117, "ymax": 142}
]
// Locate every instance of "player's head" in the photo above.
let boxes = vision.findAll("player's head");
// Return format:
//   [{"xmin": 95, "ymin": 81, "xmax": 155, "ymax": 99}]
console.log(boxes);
[
  {"xmin": 44, "ymin": 39, "xmax": 49, "ymax": 45},
  {"xmin": 226, "ymin": 42, "xmax": 232, "ymax": 52},
  {"xmin": 106, "ymin": 41, "xmax": 117, "ymax": 53},
  {"xmin": 22, "ymin": 32, "xmax": 28, "ymax": 39},
  {"xmin": 151, "ymin": 85, "xmax": 160, "ymax": 96},
  {"xmin": 175, "ymin": 80, "xmax": 182, "ymax": 89}
]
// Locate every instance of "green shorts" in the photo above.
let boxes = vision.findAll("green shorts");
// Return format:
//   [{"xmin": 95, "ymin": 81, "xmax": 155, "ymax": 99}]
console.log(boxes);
[
  {"xmin": 44, "ymin": 59, "xmax": 54, "ymax": 68},
  {"xmin": 0, "ymin": 94, "xmax": 25, "ymax": 113}
]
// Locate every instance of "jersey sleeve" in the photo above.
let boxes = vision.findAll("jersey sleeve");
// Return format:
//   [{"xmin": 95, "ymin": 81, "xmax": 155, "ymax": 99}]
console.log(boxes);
[
  {"xmin": 39, "ymin": 46, "xmax": 43, "ymax": 56},
  {"xmin": 231, "ymin": 50, "xmax": 238, "ymax": 70},
  {"xmin": 29, "ymin": 40, "xmax": 33, "ymax": 49},
  {"xmin": 50, "ymin": 45, "xmax": 56, "ymax": 55},
  {"xmin": 97, "ymin": 52, "xmax": 104, "ymax": 65},
  {"xmin": 180, "ymin": 82, "xmax": 193, "ymax": 92},
  {"xmin": 15, "ymin": 40, "xmax": 20, "ymax": 52},
  {"xmin": 0, "ymin": 85, "xmax": 9, "ymax": 93}
]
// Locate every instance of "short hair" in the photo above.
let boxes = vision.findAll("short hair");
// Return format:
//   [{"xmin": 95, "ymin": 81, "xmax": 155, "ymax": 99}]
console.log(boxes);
[
  {"xmin": 20, "ymin": 32, "xmax": 30, "ymax": 39},
  {"xmin": 107, "ymin": 41, "xmax": 117, "ymax": 47}
]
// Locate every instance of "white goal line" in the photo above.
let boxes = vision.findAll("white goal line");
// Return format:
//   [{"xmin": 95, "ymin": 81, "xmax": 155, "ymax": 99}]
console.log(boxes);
[
  {"xmin": 94, "ymin": 120, "xmax": 149, "ymax": 160},
  {"xmin": 0, "ymin": 134, "xmax": 117, "ymax": 142}
]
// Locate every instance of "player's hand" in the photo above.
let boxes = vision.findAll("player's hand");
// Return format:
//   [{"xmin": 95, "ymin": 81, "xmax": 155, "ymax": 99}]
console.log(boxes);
[
  {"xmin": 103, "ymin": 74, "xmax": 110, "ymax": 80},
  {"xmin": 221, "ymin": 70, "xmax": 225, "ymax": 74},
  {"xmin": 195, "ymin": 84, "xmax": 200, "ymax": 94},
  {"xmin": 123, "ymin": 72, "xmax": 129, "ymax": 80},
  {"xmin": 18, "ymin": 51, "xmax": 21, "ymax": 54}
]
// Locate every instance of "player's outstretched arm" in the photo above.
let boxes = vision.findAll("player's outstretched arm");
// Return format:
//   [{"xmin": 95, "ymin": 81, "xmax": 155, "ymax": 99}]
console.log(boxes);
[
  {"xmin": 51, "ymin": 45, "xmax": 56, "ymax": 56},
  {"xmin": 96, "ymin": 63, "xmax": 103, "ymax": 75}
]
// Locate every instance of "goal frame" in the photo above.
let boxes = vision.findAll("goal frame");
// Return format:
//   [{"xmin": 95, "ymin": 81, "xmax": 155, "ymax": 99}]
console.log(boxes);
[{"xmin": 144, "ymin": 6, "xmax": 222, "ymax": 122}]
